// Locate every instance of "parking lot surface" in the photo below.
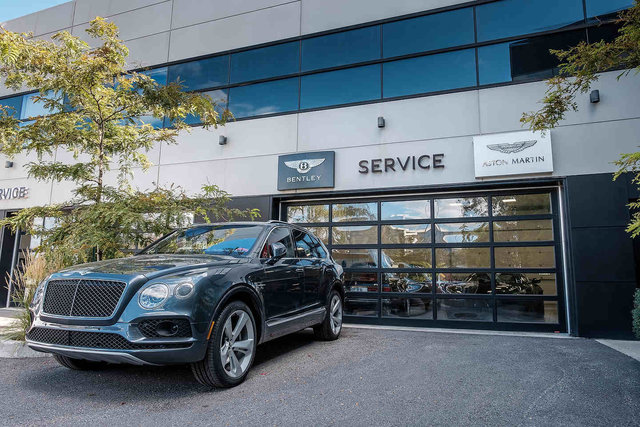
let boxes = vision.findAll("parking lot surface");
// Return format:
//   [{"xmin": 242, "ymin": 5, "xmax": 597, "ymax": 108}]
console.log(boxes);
[{"xmin": 1, "ymin": 327, "xmax": 638, "ymax": 426}]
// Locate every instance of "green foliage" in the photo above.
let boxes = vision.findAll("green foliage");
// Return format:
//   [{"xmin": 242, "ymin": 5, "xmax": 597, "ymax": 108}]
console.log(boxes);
[{"xmin": 633, "ymin": 289, "xmax": 640, "ymax": 339}]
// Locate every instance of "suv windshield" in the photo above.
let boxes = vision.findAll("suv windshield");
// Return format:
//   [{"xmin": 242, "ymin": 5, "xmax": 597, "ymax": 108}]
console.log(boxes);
[{"xmin": 143, "ymin": 224, "xmax": 265, "ymax": 257}]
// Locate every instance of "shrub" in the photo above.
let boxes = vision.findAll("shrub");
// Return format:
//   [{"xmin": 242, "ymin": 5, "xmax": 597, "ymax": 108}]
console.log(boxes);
[{"xmin": 634, "ymin": 289, "xmax": 640, "ymax": 339}]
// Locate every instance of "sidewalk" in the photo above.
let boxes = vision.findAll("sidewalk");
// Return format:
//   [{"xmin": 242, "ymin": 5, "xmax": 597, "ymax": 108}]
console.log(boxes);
[{"xmin": 0, "ymin": 307, "xmax": 49, "ymax": 359}]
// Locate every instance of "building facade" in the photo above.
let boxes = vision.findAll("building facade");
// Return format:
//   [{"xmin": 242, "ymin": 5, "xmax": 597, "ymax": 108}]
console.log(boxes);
[{"xmin": 0, "ymin": 0, "xmax": 638, "ymax": 337}]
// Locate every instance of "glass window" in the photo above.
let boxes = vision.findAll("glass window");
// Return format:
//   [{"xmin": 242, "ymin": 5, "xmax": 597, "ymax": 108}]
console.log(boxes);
[
  {"xmin": 381, "ymin": 248, "xmax": 431, "ymax": 269},
  {"xmin": 332, "ymin": 203, "xmax": 377, "ymax": 222},
  {"xmin": 435, "ymin": 222, "xmax": 490, "ymax": 243},
  {"xmin": 230, "ymin": 42, "xmax": 299, "ymax": 84},
  {"xmin": 228, "ymin": 77, "xmax": 299, "ymax": 119},
  {"xmin": 345, "ymin": 272, "xmax": 378, "ymax": 293},
  {"xmin": 434, "ymin": 197, "xmax": 488, "ymax": 218},
  {"xmin": 437, "ymin": 272, "xmax": 492, "ymax": 295},
  {"xmin": 344, "ymin": 298, "xmax": 378, "ymax": 316},
  {"xmin": 305, "ymin": 226, "xmax": 329, "ymax": 245},
  {"xmin": 494, "ymin": 246, "xmax": 555, "ymax": 268},
  {"xmin": 287, "ymin": 204, "xmax": 329, "ymax": 223},
  {"xmin": 332, "ymin": 249, "xmax": 378, "ymax": 268},
  {"xmin": 142, "ymin": 67, "xmax": 167, "ymax": 85},
  {"xmin": 588, "ymin": 23, "xmax": 622, "ymax": 44},
  {"xmin": 332, "ymin": 225, "xmax": 378, "ymax": 245},
  {"xmin": 497, "ymin": 300, "xmax": 558, "ymax": 323},
  {"xmin": 436, "ymin": 248, "xmax": 491, "ymax": 268},
  {"xmin": 493, "ymin": 220, "xmax": 553, "ymax": 242},
  {"xmin": 478, "ymin": 30, "xmax": 587, "ymax": 85},
  {"xmin": 136, "ymin": 115, "xmax": 165, "ymax": 129},
  {"xmin": 168, "ymin": 56, "xmax": 229, "ymax": 91},
  {"xmin": 437, "ymin": 298, "xmax": 493, "ymax": 321},
  {"xmin": 476, "ymin": 0, "xmax": 585, "ymax": 42},
  {"xmin": 383, "ymin": 297, "xmax": 433, "ymax": 319},
  {"xmin": 21, "ymin": 91, "xmax": 62, "ymax": 119},
  {"xmin": 173, "ymin": 89, "xmax": 228, "ymax": 126},
  {"xmin": 0, "ymin": 96, "xmax": 23, "ymax": 118},
  {"xmin": 492, "ymin": 194, "xmax": 551, "ymax": 216},
  {"xmin": 301, "ymin": 64, "xmax": 381, "ymax": 109},
  {"xmin": 383, "ymin": 49, "xmax": 476, "ymax": 98},
  {"xmin": 292, "ymin": 229, "xmax": 324, "ymax": 258},
  {"xmin": 381, "ymin": 199, "xmax": 430, "ymax": 220},
  {"xmin": 586, "ymin": 0, "xmax": 634, "ymax": 20},
  {"xmin": 383, "ymin": 8, "xmax": 474, "ymax": 58},
  {"xmin": 381, "ymin": 224, "xmax": 431, "ymax": 244},
  {"xmin": 302, "ymin": 26, "xmax": 380, "ymax": 71},
  {"xmin": 495, "ymin": 272, "xmax": 556, "ymax": 295},
  {"xmin": 382, "ymin": 272, "xmax": 432, "ymax": 293},
  {"xmin": 262, "ymin": 227, "xmax": 295, "ymax": 258}
]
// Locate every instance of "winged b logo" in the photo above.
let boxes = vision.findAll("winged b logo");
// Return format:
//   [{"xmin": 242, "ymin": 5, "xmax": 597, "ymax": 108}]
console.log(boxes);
[
  {"xmin": 284, "ymin": 158, "xmax": 325, "ymax": 174},
  {"xmin": 487, "ymin": 140, "xmax": 537, "ymax": 154}
]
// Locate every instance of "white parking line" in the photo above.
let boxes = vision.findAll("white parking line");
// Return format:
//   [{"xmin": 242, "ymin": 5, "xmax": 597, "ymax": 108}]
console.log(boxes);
[{"xmin": 343, "ymin": 323, "xmax": 574, "ymax": 339}]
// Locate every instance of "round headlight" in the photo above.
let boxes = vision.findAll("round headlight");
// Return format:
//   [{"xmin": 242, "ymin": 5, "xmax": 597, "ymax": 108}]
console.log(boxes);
[
  {"xmin": 139, "ymin": 284, "xmax": 169, "ymax": 309},
  {"xmin": 174, "ymin": 282, "xmax": 194, "ymax": 298}
]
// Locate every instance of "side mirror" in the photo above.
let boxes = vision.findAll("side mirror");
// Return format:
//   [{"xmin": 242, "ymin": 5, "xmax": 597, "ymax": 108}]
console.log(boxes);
[{"xmin": 270, "ymin": 242, "xmax": 287, "ymax": 261}]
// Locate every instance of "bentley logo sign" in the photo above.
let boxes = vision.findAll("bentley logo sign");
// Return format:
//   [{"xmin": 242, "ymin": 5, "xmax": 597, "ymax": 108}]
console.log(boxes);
[
  {"xmin": 473, "ymin": 130, "xmax": 553, "ymax": 178},
  {"xmin": 278, "ymin": 151, "xmax": 335, "ymax": 190}
]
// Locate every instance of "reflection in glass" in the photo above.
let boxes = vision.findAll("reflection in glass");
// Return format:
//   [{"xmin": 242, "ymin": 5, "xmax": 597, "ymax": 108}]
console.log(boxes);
[
  {"xmin": 436, "ymin": 248, "xmax": 491, "ymax": 268},
  {"xmin": 332, "ymin": 203, "xmax": 377, "ymax": 222},
  {"xmin": 228, "ymin": 78, "xmax": 299, "ymax": 118},
  {"xmin": 382, "ymin": 273, "xmax": 432, "ymax": 293},
  {"xmin": 0, "ymin": 96, "xmax": 23, "ymax": 118},
  {"xmin": 305, "ymin": 227, "xmax": 329, "ymax": 245},
  {"xmin": 287, "ymin": 205, "xmax": 329, "ymax": 223},
  {"xmin": 332, "ymin": 225, "xmax": 378, "ymax": 245},
  {"xmin": 381, "ymin": 224, "xmax": 431, "ymax": 244},
  {"xmin": 177, "ymin": 89, "xmax": 228, "ymax": 126},
  {"xmin": 332, "ymin": 249, "xmax": 378, "ymax": 268},
  {"xmin": 168, "ymin": 55, "xmax": 229, "ymax": 91},
  {"xmin": 436, "ymin": 273, "xmax": 491, "ymax": 294},
  {"xmin": 381, "ymin": 200, "xmax": 430, "ymax": 220},
  {"xmin": 230, "ymin": 42, "xmax": 299, "ymax": 83},
  {"xmin": 495, "ymin": 272, "xmax": 556, "ymax": 295},
  {"xmin": 302, "ymin": 26, "xmax": 380, "ymax": 71},
  {"xmin": 344, "ymin": 272, "xmax": 378, "ymax": 293},
  {"xmin": 434, "ymin": 197, "xmax": 488, "ymax": 218},
  {"xmin": 435, "ymin": 222, "xmax": 489, "ymax": 243},
  {"xmin": 492, "ymin": 194, "xmax": 551, "ymax": 216},
  {"xmin": 493, "ymin": 220, "xmax": 553, "ymax": 242},
  {"xmin": 381, "ymin": 248, "xmax": 431, "ymax": 269},
  {"xmin": 22, "ymin": 91, "xmax": 62, "ymax": 119},
  {"xmin": 301, "ymin": 64, "xmax": 381, "ymax": 109},
  {"xmin": 344, "ymin": 298, "xmax": 378, "ymax": 317},
  {"xmin": 497, "ymin": 300, "xmax": 558, "ymax": 323},
  {"xmin": 494, "ymin": 246, "xmax": 555, "ymax": 268},
  {"xmin": 382, "ymin": 297, "xmax": 433, "ymax": 319},
  {"xmin": 437, "ymin": 299, "xmax": 492, "ymax": 321}
]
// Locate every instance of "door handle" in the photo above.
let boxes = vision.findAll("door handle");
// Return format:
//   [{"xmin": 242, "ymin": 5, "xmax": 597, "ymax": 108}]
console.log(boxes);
[{"xmin": 295, "ymin": 268, "xmax": 304, "ymax": 273}]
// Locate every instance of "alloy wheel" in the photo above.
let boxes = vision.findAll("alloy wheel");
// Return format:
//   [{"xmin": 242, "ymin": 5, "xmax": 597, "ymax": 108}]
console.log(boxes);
[
  {"xmin": 330, "ymin": 295, "xmax": 343, "ymax": 335},
  {"xmin": 219, "ymin": 309, "xmax": 255, "ymax": 379}
]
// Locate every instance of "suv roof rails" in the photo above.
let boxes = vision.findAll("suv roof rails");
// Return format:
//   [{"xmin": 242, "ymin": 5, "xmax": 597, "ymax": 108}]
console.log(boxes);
[{"xmin": 267, "ymin": 220, "xmax": 289, "ymax": 224}]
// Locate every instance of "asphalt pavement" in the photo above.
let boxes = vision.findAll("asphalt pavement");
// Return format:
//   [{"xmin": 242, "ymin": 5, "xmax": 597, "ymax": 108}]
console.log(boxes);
[{"xmin": 0, "ymin": 327, "xmax": 638, "ymax": 426}]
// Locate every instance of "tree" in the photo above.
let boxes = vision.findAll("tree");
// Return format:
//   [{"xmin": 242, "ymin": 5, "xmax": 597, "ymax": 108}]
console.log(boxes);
[
  {"xmin": 0, "ymin": 18, "xmax": 258, "ymax": 263},
  {"xmin": 521, "ymin": 2, "xmax": 640, "ymax": 236}
]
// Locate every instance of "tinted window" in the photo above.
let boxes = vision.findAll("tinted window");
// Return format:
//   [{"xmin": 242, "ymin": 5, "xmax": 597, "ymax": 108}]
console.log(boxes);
[
  {"xmin": 300, "ymin": 64, "xmax": 380, "ymax": 109},
  {"xmin": 586, "ymin": 0, "xmax": 634, "ymax": 20},
  {"xmin": 292, "ymin": 229, "xmax": 325, "ymax": 258},
  {"xmin": 478, "ymin": 30, "xmax": 587, "ymax": 85},
  {"xmin": 142, "ymin": 67, "xmax": 167, "ymax": 85},
  {"xmin": 588, "ymin": 23, "xmax": 622, "ymax": 43},
  {"xmin": 476, "ymin": 0, "xmax": 584, "ymax": 42},
  {"xmin": 171, "ymin": 89, "xmax": 228, "ymax": 126},
  {"xmin": 263, "ymin": 227, "xmax": 294, "ymax": 258},
  {"xmin": 383, "ymin": 49, "xmax": 476, "ymax": 98},
  {"xmin": 145, "ymin": 225, "xmax": 263, "ymax": 256},
  {"xmin": 303, "ymin": 26, "xmax": 380, "ymax": 71},
  {"xmin": 332, "ymin": 202, "xmax": 377, "ymax": 222},
  {"xmin": 168, "ymin": 56, "xmax": 229, "ymax": 91},
  {"xmin": 228, "ymin": 78, "xmax": 299, "ymax": 118},
  {"xmin": 434, "ymin": 197, "xmax": 489, "ymax": 218},
  {"xmin": 383, "ymin": 8, "xmax": 474, "ymax": 58},
  {"xmin": 230, "ymin": 42, "xmax": 299, "ymax": 84},
  {"xmin": 21, "ymin": 91, "xmax": 61, "ymax": 119},
  {"xmin": 381, "ymin": 200, "xmax": 430, "ymax": 220},
  {"xmin": 0, "ymin": 96, "xmax": 23, "ymax": 118}
]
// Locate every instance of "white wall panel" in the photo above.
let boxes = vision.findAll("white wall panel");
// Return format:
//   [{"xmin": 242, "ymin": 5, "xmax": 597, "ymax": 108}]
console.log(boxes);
[
  {"xmin": 126, "ymin": 32, "xmax": 170, "ymax": 67},
  {"xmin": 34, "ymin": 2, "xmax": 75, "ymax": 36},
  {"xmin": 73, "ymin": 0, "xmax": 168, "ymax": 25},
  {"xmin": 0, "ymin": 178, "xmax": 54, "ymax": 209},
  {"xmin": 171, "ymin": 0, "xmax": 297, "ymax": 29}
]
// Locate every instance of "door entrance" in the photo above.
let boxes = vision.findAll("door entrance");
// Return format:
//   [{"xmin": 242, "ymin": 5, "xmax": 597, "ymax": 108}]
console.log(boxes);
[{"xmin": 0, "ymin": 211, "xmax": 30, "ymax": 307}]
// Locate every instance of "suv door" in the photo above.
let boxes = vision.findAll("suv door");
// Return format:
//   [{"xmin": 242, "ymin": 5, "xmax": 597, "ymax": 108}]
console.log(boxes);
[
  {"xmin": 292, "ymin": 228, "xmax": 326, "ymax": 308},
  {"xmin": 259, "ymin": 227, "xmax": 303, "ymax": 319}
]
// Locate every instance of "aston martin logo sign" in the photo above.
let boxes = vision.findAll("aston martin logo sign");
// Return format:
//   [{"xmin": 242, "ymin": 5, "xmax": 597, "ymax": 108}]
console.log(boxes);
[
  {"xmin": 473, "ymin": 131, "xmax": 553, "ymax": 178},
  {"xmin": 278, "ymin": 151, "xmax": 335, "ymax": 190}
]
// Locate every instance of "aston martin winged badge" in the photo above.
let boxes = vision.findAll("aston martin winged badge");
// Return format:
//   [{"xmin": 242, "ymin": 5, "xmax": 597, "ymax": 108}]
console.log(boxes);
[
  {"xmin": 284, "ymin": 158, "xmax": 326, "ymax": 174},
  {"xmin": 487, "ymin": 140, "xmax": 537, "ymax": 154}
]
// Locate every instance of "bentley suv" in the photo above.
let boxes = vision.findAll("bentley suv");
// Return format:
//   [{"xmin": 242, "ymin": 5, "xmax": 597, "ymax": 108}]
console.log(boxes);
[{"xmin": 26, "ymin": 221, "xmax": 345, "ymax": 388}]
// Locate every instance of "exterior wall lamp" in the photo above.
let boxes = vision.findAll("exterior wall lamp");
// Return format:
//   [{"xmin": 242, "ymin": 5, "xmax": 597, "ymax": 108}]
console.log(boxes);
[
  {"xmin": 219, "ymin": 135, "xmax": 227, "ymax": 145},
  {"xmin": 5, "ymin": 161, "xmax": 13, "ymax": 168},
  {"xmin": 377, "ymin": 116, "xmax": 385, "ymax": 128},
  {"xmin": 590, "ymin": 90, "xmax": 600, "ymax": 103}
]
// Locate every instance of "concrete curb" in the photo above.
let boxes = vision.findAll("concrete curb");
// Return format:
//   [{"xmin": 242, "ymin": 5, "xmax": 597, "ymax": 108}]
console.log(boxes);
[
  {"xmin": 596, "ymin": 339, "xmax": 640, "ymax": 363},
  {"xmin": 0, "ymin": 339, "xmax": 50, "ymax": 359}
]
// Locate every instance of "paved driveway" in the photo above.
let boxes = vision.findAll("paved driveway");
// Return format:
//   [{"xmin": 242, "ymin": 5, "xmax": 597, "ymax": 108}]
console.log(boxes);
[{"xmin": 1, "ymin": 327, "xmax": 638, "ymax": 426}]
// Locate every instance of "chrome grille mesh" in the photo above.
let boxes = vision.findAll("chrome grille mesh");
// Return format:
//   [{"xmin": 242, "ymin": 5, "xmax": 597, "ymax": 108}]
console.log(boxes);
[
  {"xmin": 42, "ymin": 279, "xmax": 126, "ymax": 318},
  {"xmin": 27, "ymin": 328, "xmax": 191, "ymax": 350}
]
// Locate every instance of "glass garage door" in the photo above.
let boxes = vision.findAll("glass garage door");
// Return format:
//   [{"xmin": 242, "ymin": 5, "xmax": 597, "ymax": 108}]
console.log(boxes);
[{"xmin": 284, "ymin": 190, "xmax": 565, "ymax": 331}]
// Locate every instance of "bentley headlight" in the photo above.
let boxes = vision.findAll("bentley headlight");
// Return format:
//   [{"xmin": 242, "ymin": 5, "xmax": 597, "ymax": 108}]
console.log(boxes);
[
  {"xmin": 139, "ymin": 283, "xmax": 169, "ymax": 309},
  {"xmin": 30, "ymin": 280, "xmax": 46, "ymax": 309}
]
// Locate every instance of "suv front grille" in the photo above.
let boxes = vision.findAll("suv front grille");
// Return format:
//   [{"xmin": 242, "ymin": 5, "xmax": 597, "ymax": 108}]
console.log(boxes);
[
  {"xmin": 26, "ymin": 328, "xmax": 191, "ymax": 350},
  {"xmin": 42, "ymin": 279, "xmax": 126, "ymax": 318}
]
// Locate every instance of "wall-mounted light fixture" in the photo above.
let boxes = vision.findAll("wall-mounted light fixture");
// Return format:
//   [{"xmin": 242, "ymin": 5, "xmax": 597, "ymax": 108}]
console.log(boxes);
[
  {"xmin": 377, "ymin": 116, "xmax": 385, "ymax": 128},
  {"xmin": 4, "ymin": 161, "xmax": 13, "ymax": 168},
  {"xmin": 219, "ymin": 135, "xmax": 227, "ymax": 145},
  {"xmin": 590, "ymin": 90, "xmax": 600, "ymax": 103}
]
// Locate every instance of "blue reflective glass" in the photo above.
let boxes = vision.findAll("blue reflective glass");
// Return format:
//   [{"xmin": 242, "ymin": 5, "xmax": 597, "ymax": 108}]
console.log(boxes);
[
  {"xmin": 476, "ymin": 0, "xmax": 584, "ymax": 42},
  {"xmin": 173, "ymin": 89, "xmax": 228, "ymax": 126},
  {"xmin": 168, "ymin": 56, "xmax": 229, "ymax": 91},
  {"xmin": 230, "ymin": 42, "xmax": 299, "ymax": 84},
  {"xmin": 0, "ymin": 96, "xmax": 23, "ymax": 118},
  {"xmin": 478, "ymin": 30, "xmax": 587, "ymax": 85},
  {"xmin": 383, "ymin": 49, "xmax": 476, "ymax": 98},
  {"xmin": 228, "ymin": 78, "xmax": 298, "ymax": 118},
  {"xmin": 300, "ymin": 65, "xmax": 380, "ymax": 109},
  {"xmin": 383, "ymin": 8, "xmax": 474, "ymax": 58},
  {"xmin": 21, "ymin": 91, "xmax": 62, "ymax": 119},
  {"xmin": 142, "ymin": 67, "xmax": 167, "ymax": 85},
  {"xmin": 586, "ymin": 0, "xmax": 634, "ymax": 19},
  {"xmin": 137, "ymin": 115, "xmax": 165, "ymax": 129},
  {"xmin": 302, "ymin": 26, "xmax": 380, "ymax": 71}
]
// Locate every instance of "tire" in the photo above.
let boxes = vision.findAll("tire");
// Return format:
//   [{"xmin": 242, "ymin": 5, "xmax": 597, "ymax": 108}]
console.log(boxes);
[
  {"xmin": 53, "ymin": 354, "xmax": 106, "ymax": 370},
  {"xmin": 313, "ymin": 290, "xmax": 343, "ymax": 341},
  {"xmin": 191, "ymin": 301, "xmax": 257, "ymax": 388}
]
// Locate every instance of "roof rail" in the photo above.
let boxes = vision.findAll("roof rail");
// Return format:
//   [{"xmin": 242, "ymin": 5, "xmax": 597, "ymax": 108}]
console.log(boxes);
[{"xmin": 267, "ymin": 220, "xmax": 289, "ymax": 224}]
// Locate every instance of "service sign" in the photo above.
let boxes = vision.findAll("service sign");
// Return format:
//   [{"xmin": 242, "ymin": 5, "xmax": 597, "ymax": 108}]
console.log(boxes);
[
  {"xmin": 277, "ymin": 151, "xmax": 335, "ymax": 191},
  {"xmin": 473, "ymin": 130, "xmax": 553, "ymax": 178}
]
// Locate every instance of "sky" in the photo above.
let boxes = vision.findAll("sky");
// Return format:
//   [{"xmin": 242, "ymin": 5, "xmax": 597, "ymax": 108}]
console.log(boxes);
[{"xmin": 0, "ymin": 0, "xmax": 68, "ymax": 23}]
